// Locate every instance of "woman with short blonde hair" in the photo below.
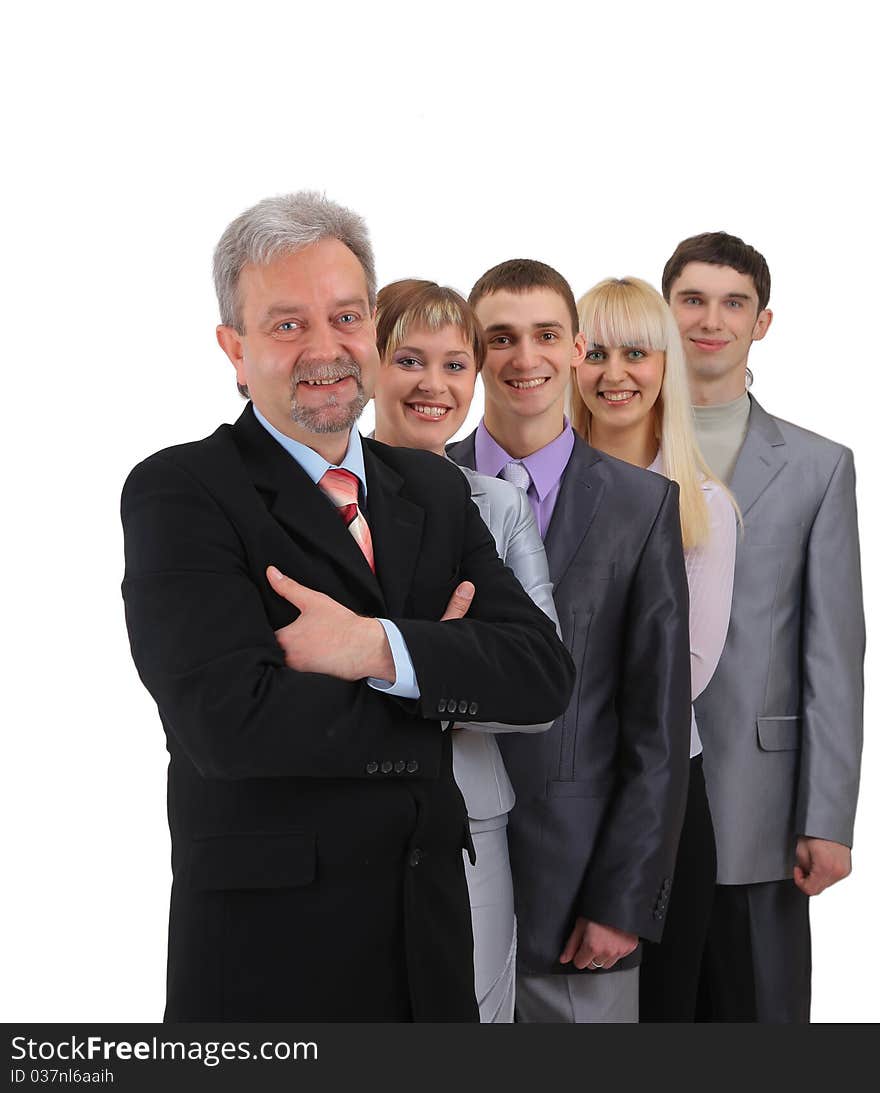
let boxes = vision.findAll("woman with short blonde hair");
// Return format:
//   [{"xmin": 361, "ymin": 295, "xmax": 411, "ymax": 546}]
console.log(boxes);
[{"xmin": 373, "ymin": 278, "xmax": 559, "ymax": 1023}]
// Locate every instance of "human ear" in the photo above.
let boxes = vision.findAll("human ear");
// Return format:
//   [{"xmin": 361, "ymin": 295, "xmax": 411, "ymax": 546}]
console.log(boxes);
[
  {"xmin": 571, "ymin": 330, "xmax": 587, "ymax": 369},
  {"xmin": 216, "ymin": 324, "xmax": 246, "ymax": 386},
  {"xmin": 752, "ymin": 308, "xmax": 773, "ymax": 342}
]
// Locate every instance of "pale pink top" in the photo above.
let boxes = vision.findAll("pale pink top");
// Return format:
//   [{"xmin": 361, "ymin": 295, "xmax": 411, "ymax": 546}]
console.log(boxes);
[{"xmin": 648, "ymin": 450, "xmax": 737, "ymax": 758}]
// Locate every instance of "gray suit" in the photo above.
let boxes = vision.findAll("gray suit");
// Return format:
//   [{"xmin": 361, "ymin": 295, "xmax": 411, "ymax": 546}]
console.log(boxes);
[
  {"xmin": 695, "ymin": 397, "xmax": 864, "ymax": 884},
  {"xmin": 452, "ymin": 466, "xmax": 560, "ymax": 1023},
  {"xmin": 452, "ymin": 467, "xmax": 559, "ymax": 820},
  {"xmin": 694, "ymin": 396, "xmax": 864, "ymax": 1021},
  {"xmin": 449, "ymin": 433, "xmax": 692, "ymax": 994}
]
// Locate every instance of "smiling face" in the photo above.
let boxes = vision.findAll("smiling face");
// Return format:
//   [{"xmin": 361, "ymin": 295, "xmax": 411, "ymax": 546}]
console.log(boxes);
[
  {"xmin": 574, "ymin": 344, "xmax": 665, "ymax": 439},
  {"xmin": 373, "ymin": 323, "xmax": 477, "ymax": 455},
  {"xmin": 475, "ymin": 287, "xmax": 586, "ymax": 435},
  {"xmin": 216, "ymin": 238, "xmax": 379, "ymax": 460},
  {"xmin": 668, "ymin": 261, "xmax": 772, "ymax": 402}
]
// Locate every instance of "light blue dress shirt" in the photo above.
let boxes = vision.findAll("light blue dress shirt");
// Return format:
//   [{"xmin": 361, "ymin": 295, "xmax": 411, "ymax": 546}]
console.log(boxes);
[{"xmin": 253, "ymin": 407, "xmax": 419, "ymax": 698}]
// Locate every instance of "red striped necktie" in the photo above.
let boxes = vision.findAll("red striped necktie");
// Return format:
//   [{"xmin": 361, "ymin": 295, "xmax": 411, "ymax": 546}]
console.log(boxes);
[{"xmin": 318, "ymin": 468, "xmax": 375, "ymax": 573}]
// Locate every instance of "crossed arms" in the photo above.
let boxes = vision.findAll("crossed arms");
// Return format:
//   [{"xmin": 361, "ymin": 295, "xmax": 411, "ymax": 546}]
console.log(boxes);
[{"xmin": 121, "ymin": 452, "xmax": 574, "ymax": 781}]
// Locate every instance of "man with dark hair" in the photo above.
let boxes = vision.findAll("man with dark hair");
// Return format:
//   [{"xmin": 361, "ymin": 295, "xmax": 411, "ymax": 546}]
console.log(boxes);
[
  {"xmin": 120, "ymin": 195, "xmax": 575, "ymax": 1022},
  {"xmin": 664, "ymin": 231, "xmax": 865, "ymax": 1022},
  {"xmin": 449, "ymin": 259, "xmax": 691, "ymax": 1022},
  {"xmin": 663, "ymin": 232, "xmax": 772, "ymax": 312}
]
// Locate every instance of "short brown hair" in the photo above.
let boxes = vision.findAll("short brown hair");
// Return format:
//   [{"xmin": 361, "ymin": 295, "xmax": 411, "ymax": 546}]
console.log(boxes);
[
  {"xmin": 375, "ymin": 279, "xmax": 486, "ymax": 370},
  {"xmin": 469, "ymin": 259, "xmax": 579, "ymax": 337},
  {"xmin": 662, "ymin": 232, "xmax": 771, "ymax": 312}
]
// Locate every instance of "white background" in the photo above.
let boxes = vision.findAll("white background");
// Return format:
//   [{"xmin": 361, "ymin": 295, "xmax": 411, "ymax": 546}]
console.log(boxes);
[{"xmin": 4, "ymin": 0, "xmax": 876, "ymax": 1022}]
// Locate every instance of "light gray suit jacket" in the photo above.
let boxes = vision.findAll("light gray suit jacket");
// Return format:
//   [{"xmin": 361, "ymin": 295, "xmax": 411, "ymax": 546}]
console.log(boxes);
[
  {"xmin": 694, "ymin": 397, "xmax": 865, "ymax": 884},
  {"xmin": 453, "ymin": 466, "xmax": 559, "ymax": 823}
]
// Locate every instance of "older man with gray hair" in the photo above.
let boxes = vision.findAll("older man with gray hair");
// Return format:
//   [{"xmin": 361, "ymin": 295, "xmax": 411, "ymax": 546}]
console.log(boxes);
[{"xmin": 120, "ymin": 191, "xmax": 575, "ymax": 1021}]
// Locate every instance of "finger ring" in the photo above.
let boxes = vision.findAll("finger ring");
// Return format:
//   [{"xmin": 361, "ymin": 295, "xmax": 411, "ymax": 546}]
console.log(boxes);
[{"xmin": 588, "ymin": 959, "xmax": 604, "ymax": 969}]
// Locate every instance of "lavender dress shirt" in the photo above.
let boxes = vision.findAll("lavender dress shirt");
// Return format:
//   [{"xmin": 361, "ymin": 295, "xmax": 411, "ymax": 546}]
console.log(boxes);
[{"xmin": 474, "ymin": 421, "xmax": 575, "ymax": 538}]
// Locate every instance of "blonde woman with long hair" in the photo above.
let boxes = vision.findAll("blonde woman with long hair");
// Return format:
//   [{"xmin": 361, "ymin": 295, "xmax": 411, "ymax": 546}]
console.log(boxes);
[{"xmin": 570, "ymin": 276, "xmax": 737, "ymax": 1022}]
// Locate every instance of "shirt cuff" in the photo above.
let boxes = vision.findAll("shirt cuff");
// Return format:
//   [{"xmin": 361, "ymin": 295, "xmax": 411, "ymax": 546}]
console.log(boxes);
[{"xmin": 368, "ymin": 619, "xmax": 421, "ymax": 699}]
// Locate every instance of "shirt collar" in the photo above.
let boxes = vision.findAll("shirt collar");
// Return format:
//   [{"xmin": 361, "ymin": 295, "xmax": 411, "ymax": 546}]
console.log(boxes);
[
  {"xmin": 253, "ymin": 406, "xmax": 368, "ymax": 496},
  {"xmin": 475, "ymin": 419, "xmax": 574, "ymax": 501}
]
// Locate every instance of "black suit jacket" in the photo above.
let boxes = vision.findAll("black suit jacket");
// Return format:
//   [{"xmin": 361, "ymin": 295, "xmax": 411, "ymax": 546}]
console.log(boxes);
[
  {"xmin": 448, "ymin": 431, "xmax": 691, "ymax": 974},
  {"xmin": 121, "ymin": 405, "xmax": 574, "ymax": 1021}
]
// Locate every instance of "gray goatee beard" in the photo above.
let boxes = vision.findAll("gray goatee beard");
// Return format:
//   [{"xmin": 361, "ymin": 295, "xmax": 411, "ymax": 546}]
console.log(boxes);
[{"xmin": 289, "ymin": 358, "xmax": 366, "ymax": 434}]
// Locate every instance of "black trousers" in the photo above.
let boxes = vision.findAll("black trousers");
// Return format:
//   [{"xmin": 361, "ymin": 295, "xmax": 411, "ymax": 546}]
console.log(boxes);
[
  {"xmin": 695, "ymin": 878, "xmax": 811, "ymax": 1023},
  {"xmin": 640, "ymin": 755, "xmax": 717, "ymax": 1021}
]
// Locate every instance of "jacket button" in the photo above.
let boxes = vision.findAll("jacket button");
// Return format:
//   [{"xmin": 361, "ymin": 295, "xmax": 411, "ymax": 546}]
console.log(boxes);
[
  {"xmin": 406, "ymin": 759, "xmax": 419, "ymax": 774},
  {"xmin": 468, "ymin": 702, "xmax": 478, "ymax": 716},
  {"xmin": 365, "ymin": 761, "xmax": 379, "ymax": 774},
  {"xmin": 457, "ymin": 699, "xmax": 468, "ymax": 714},
  {"xmin": 438, "ymin": 699, "xmax": 447, "ymax": 713},
  {"xmin": 409, "ymin": 848, "xmax": 422, "ymax": 867},
  {"xmin": 380, "ymin": 760, "xmax": 393, "ymax": 774},
  {"xmin": 653, "ymin": 910, "xmax": 663, "ymax": 920},
  {"xmin": 394, "ymin": 760, "xmax": 406, "ymax": 773}
]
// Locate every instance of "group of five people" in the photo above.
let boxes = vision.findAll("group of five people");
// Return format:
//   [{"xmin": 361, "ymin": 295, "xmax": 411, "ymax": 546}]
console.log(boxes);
[{"xmin": 122, "ymin": 192, "xmax": 864, "ymax": 1023}]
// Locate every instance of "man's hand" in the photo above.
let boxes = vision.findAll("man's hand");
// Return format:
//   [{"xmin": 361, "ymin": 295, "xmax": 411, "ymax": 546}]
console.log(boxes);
[
  {"xmin": 267, "ymin": 566, "xmax": 395, "ymax": 682},
  {"xmin": 558, "ymin": 916, "xmax": 638, "ymax": 971},
  {"xmin": 793, "ymin": 836, "xmax": 852, "ymax": 896},
  {"xmin": 440, "ymin": 581, "xmax": 475, "ymax": 621}
]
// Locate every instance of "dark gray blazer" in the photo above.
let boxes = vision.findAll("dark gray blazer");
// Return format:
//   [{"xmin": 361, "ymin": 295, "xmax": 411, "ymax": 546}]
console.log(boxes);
[
  {"xmin": 694, "ymin": 397, "xmax": 865, "ymax": 884},
  {"xmin": 448, "ymin": 431, "xmax": 692, "ymax": 974}
]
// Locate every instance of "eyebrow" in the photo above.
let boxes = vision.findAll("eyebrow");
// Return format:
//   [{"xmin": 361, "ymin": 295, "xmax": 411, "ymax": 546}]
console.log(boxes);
[
  {"xmin": 483, "ymin": 320, "xmax": 565, "ymax": 333},
  {"xmin": 587, "ymin": 342, "xmax": 646, "ymax": 349},
  {"xmin": 395, "ymin": 344, "xmax": 472, "ymax": 355},
  {"xmin": 674, "ymin": 289, "xmax": 754, "ymax": 300},
  {"xmin": 263, "ymin": 298, "xmax": 368, "ymax": 318}
]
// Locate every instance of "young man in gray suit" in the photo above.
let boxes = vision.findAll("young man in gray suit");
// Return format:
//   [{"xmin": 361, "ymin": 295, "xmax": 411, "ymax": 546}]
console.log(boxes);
[
  {"xmin": 448, "ymin": 260, "xmax": 692, "ymax": 1022},
  {"xmin": 663, "ymin": 232, "xmax": 865, "ymax": 1022}
]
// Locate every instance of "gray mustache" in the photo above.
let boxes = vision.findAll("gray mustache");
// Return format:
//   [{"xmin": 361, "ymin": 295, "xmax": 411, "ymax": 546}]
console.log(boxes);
[{"xmin": 292, "ymin": 358, "xmax": 361, "ymax": 386}]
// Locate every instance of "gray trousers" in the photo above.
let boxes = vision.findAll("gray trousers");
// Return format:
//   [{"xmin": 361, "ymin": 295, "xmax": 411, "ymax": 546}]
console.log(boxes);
[
  {"xmin": 463, "ymin": 820, "xmax": 516, "ymax": 1023},
  {"xmin": 516, "ymin": 967, "xmax": 639, "ymax": 1023}
]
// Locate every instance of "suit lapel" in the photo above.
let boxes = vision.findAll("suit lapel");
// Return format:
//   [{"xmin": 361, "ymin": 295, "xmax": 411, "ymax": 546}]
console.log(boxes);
[
  {"xmin": 543, "ymin": 438, "xmax": 605, "ymax": 586},
  {"xmin": 446, "ymin": 432, "xmax": 476, "ymax": 470},
  {"xmin": 232, "ymin": 406, "xmax": 386, "ymax": 614},
  {"xmin": 362, "ymin": 440, "xmax": 425, "ymax": 618},
  {"xmin": 728, "ymin": 396, "xmax": 787, "ymax": 518},
  {"xmin": 449, "ymin": 428, "xmax": 605, "ymax": 585},
  {"xmin": 462, "ymin": 469, "xmax": 492, "ymax": 530}
]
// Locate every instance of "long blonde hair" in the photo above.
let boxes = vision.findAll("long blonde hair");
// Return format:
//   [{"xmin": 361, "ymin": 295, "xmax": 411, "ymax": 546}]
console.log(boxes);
[{"xmin": 570, "ymin": 276, "xmax": 736, "ymax": 550}]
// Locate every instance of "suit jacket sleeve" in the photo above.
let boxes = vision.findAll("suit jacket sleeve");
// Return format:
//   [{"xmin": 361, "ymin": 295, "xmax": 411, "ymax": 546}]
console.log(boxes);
[
  {"xmin": 121, "ymin": 454, "xmax": 442, "ymax": 781},
  {"xmin": 392, "ymin": 486, "xmax": 575, "ymax": 730},
  {"xmin": 577, "ymin": 480, "xmax": 692, "ymax": 940},
  {"xmin": 797, "ymin": 446, "xmax": 865, "ymax": 845}
]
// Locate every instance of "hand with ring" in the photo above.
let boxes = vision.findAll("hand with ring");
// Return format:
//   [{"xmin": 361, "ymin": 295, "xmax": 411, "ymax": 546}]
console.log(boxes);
[{"xmin": 558, "ymin": 916, "xmax": 639, "ymax": 971}]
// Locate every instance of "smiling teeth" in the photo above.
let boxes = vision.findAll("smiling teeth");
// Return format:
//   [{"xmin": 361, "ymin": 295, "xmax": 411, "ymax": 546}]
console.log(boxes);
[
  {"xmin": 304, "ymin": 377, "xmax": 344, "ymax": 385},
  {"xmin": 602, "ymin": 391, "xmax": 635, "ymax": 402},
  {"xmin": 509, "ymin": 378, "xmax": 547, "ymax": 389},
  {"xmin": 410, "ymin": 404, "xmax": 449, "ymax": 417}
]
